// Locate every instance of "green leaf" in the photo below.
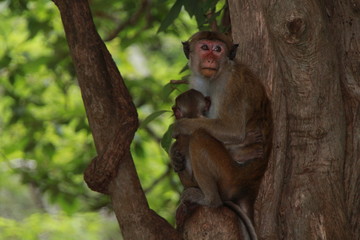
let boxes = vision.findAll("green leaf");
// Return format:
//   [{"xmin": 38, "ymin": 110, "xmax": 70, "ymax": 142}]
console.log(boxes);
[
  {"xmin": 140, "ymin": 110, "xmax": 170, "ymax": 129},
  {"xmin": 161, "ymin": 82, "xmax": 176, "ymax": 100},
  {"xmin": 157, "ymin": 0, "xmax": 184, "ymax": 33},
  {"xmin": 0, "ymin": 52, "xmax": 11, "ymax": 69},
  {"xmin": 161, "ymin": 124, "xmax": 174, "ymax": 153},
  {"xmin": 184, "ymin": 0, "xmax": 206, "ymax": 27},
  {"xmin": 133, "ymin": 141, "xmax": 145, "ymax": 158},
  {"xmin": 183, "ymin": 0, "xmax": 197, "ymax": 17},
  {"xmin": 179, "ymin": 64, "xmax": 189, "ymax": 74},
  {"xmin": 202, "ymin": 0, "xmax": 219, "ymax": 11}
]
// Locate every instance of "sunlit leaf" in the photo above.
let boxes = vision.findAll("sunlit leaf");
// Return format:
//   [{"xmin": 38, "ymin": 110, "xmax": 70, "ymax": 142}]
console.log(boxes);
[
  {"xmin": 140, "ymin": 110, "xmax": 170, "ymax": 129},
  {"xmin": 161, "ymin": 82, "xmax": 177, "ymax": 100}
]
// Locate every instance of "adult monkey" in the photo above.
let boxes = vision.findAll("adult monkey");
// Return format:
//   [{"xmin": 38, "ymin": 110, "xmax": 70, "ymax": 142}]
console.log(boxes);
[{"xmin": 172, "ymin": 31, "xmax": 273, "ymax": 222}]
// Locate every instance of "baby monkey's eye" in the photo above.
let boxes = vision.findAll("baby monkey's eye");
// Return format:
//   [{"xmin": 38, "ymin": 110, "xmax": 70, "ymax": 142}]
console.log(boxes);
[
  {"xmin": 214, "ymin": 45, "xmax": 222, "ymax": 52},
  {"xmin": 201, "ymin": 44, "xmax": 209, "ymax": 50}
]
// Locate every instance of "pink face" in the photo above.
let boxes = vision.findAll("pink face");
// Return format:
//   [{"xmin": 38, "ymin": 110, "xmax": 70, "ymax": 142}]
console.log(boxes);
[{"xmin": 195, "ymin": 40, "xmax": 227, "ymax": 78}]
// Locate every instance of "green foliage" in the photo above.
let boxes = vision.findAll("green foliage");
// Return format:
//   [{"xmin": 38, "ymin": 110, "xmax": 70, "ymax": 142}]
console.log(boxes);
[
  {"xmin": 158, "ymin": 0, "xmax": 227, "ymax": 32},
  {"xmin": 158, "ymin": 0, "xmax": 184, "ymax": 33},
  {"xmin": 140, "ymin": 110, "xmax": 170, "ymax": 129},
  {"xmin": 0, "ymin": 213, "xmax": 119, "ymax": 240},
  {"xmin": 0, "ymin": 0, "xmax": 227, "ymax": 238}
]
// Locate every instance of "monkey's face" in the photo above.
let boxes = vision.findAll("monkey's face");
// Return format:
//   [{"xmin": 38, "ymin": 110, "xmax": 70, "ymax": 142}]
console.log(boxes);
[
  {"xmin": 173, "ymin": 90, "xmax": 211, "ymax": 119},
  {"xmin": 193, "ymin": 40, "xmax": 228, "ymax": 78}
]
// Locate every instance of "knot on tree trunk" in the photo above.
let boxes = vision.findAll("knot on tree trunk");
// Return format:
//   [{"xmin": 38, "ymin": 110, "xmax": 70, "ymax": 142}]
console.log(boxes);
[
  {"xmin": 285, "ymin": 17, "xmax": 306, "ymax": 44},
  {"xmin": 84, "ymin": 121, "xmax": 138, "ymax": 194}
]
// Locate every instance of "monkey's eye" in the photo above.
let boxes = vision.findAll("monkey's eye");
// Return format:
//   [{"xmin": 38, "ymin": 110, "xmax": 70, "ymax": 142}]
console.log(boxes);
[
  {"xmin": 214, "ymin": 45, "xmax": 222, "ymax": 52},
  {"xmin": 201, "ymin": 44, "xmax": 209, "ymax": 50}
]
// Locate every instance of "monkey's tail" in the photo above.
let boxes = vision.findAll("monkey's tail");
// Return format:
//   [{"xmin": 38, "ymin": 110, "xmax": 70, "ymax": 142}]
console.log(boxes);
[{"xmin": 224, "ymin": 201, "xmax": 258, "ymax": 240}]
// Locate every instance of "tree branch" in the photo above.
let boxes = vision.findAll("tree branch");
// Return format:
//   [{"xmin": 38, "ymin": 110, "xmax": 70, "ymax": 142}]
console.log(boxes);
[
  {"xmin": 52, "ymin": 0, "xmax": 181, "ymax": 239},
  {"xmin": 144, "ymin": 163, "xmax": 173, "ymax": 194},
  {"xmin": 104, "ymin": 0, "xmax": 150, "ymax": 42}
]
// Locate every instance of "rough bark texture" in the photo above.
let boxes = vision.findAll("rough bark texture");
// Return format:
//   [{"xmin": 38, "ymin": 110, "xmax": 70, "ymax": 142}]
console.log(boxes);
[
  {"xmin": 332, "ymin": 1, "xmax": 360, "ymax": 238},
  {"xmin": 53, "ymin": 0, "xmax": 181, "ymax": 239},
  {"xmin": 180, "ymin": 207, "xmax": 243, "ymax": 240},
  {"xmin": 175, "ymin": 203, "xmax": 245, "ymax": 240},
  {"xmin": 228, "ymin": 0, "xmax": 359, "ymax": 239}
]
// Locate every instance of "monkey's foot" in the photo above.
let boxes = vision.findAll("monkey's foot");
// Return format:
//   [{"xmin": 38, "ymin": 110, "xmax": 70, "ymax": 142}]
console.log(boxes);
[
  {"xmin": 181, "ymin": 187, "xmax": 222, "ymax": 207},
  {"xmin": 181, "ymin": 187, "xmax": 204, "ymax": 204}
]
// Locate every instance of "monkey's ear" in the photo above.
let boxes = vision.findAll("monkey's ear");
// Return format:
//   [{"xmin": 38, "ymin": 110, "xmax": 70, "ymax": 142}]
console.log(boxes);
[
  {"xmin": 172, "ymin": 106, "xmax": 183, "ymax": 119},
  {"xmin": 182, "ymin": 41, "xmax": 190, "ymax": 59},
  {"xmin": 228, "ymin": 44, "xmax": 239, "ymax": 60},
  {"xmin": 204, "ymin": 96, "xmax": 211, "ymax": 112}
]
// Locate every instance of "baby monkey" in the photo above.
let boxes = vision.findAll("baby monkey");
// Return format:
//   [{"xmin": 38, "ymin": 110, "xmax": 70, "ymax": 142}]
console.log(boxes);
[
  {"xmin": 170, "ymin": 89, "xmax": 258, "ymax": 240},
  {"xmin": 170, "ymin": 89, "xmax": 210, "ymax": 188}
]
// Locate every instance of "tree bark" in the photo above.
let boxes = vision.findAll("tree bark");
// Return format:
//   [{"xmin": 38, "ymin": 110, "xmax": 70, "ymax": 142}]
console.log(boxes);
[
  {"xmin": 53, "ymin": 0, "xmax": 180, "ymax": 239},
  {"xmin": 228, "ymin": 0, "xmax": 359, "ymax": 239},
  {"xmin": 332, "ymin": 1, "xmax": 360, "ymax": 238}
]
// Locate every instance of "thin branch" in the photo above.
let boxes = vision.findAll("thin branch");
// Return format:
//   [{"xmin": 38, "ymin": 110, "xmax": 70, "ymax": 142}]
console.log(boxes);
[
  {"xmin": 29, "ymin": 182, "xmax": 47, "ymax": 212},
  {"xmin": 144, "ymin": 125, "xmax": 162, "ymax": 142},
  {"xmin": 206, "ymin": 8, "xmax": 219, "ymax": 32},
  {"xmin": 144, "ymin": 163, "xmax": 173, "ymax": 194},
  {"xmin": 104, "ymin": 0, "xmax": 150, "ymax": 41},
  {"xmin": 170, "ymin": 79, "xmax": 189, "ymax": 85},
  {"xmin": 221, "ymin": 1, "xmax": 231, "ymax": 34},
  {"xmin": 93, "ymin": 11, "xmax": 118, "ymax": 21}
]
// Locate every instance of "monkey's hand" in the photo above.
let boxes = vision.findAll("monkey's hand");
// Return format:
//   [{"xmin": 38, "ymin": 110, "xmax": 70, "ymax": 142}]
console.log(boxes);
[
  {"xmin": 171, "ymin": 150, "xmax": 186, "ymax": 172},
  {"xmin": 172, "ymin": 119, "xmax": 194, "ymax": 138},
  {"xmin": 170, "ymin": 138, "xmax": 188, "ymax": 172}
]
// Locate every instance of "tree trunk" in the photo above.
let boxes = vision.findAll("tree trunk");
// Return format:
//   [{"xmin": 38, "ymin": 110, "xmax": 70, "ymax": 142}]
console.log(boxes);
[
  {"xmin": 53, "ymin": 0, "xmax": 180, "ymax": 239},
  {"xmin": 228, "ymin": 0, "xmax": 359, "ymax": 239}
]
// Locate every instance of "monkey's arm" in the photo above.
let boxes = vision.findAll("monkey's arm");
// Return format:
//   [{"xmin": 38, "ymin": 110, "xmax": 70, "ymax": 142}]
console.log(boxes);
[
  {"xmin": 172, "ymin": 117, "xmax": 246, "ymax": 143},
  {"xmin": 172, "ymin": 91, "xmax": 252, "ymax": 143}
]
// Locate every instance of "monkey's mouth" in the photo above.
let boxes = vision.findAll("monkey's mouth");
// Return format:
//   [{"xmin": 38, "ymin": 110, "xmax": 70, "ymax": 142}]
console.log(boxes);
[
  {"xmin": 201, "ymin": 68, "xmax": 217, "ymax": 78},
  {"xmin": 202, "ymin": 67, "xmax": 217, "ymax": 71}
]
